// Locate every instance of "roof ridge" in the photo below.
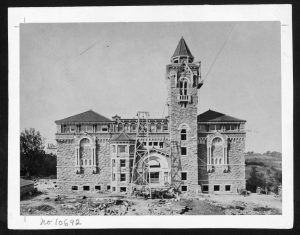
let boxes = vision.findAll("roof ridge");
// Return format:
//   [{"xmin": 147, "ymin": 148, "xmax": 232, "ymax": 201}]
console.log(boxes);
[
  {"xmin": 55, "ymin": 110, "xmax": 112, "ymax": 124},
  {"xmin": 198, "ymin": 109, "xmax": 246, "ymax": 122}
]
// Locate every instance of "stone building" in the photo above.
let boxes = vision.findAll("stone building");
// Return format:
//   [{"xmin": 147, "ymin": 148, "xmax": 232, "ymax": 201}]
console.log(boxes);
[{"xmin": 55, "ymin": 37, "xmax": 246, "ymax": 195}]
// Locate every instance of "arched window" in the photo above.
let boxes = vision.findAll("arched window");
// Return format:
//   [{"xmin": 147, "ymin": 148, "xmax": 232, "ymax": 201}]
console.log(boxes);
[
  {"xmin": 80, "ymin": 138, "xmax": 92, "ymax": 167},
  {"xmin": 181, "ymin": 129, "xmax": 187, "ymax": 140},
  {"xmin": 156, "ymin": 123, "xmax": 162, "ymax": 132},
  {"xmin": 150, "ymin": 123, "xmax": 156, "ymax": 132},
  {"xmin": 118, "ymin": 123, "xmax": 123, "ymax": 132},
  {"xmin": 131, "ymin": 123, "xmax": 136, "ymax": 132},
  {"xmin": 211, "ymin": 137, "xmax": 223, "ymax": 166},
  {"xmin": 124, "ymin": 123, "xmax": 129, "ymax": 132},
  {"xmin": 149, "ymin": 160, "xmax": 160, "ymax": 168},
  {"xmin": 179, "ymin": 79, "xmax": 188, "ymax": 95}
]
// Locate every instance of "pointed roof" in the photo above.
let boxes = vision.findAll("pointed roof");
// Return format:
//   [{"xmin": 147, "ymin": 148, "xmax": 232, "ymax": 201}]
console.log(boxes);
[
  {"xmin": 198, "ymin": 110, "xmax": 246, "ymax": 123},
  {"xmin": 55, "ymin": 110, "xmax": 112, "ymax": 124},
  {"xmin": 110, "ymin": 132, "xmax": 135, "ymax": 142},
  {"xmin": 172, "ymin": 37, "xmax": 194, "ymax": 59}
]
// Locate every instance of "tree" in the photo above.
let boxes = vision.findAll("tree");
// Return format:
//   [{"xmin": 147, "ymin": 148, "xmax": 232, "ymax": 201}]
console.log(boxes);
[
  {"xmin": 20, "ymin": 128, "xmax": 45, "ymax": 177},
  {"xmin": 246, "ymin": 166, "xmax": 265, "ymax": 192},
  {"xmin": 20, "ymin": 128, "xmax": 56, "ymax": 178}
]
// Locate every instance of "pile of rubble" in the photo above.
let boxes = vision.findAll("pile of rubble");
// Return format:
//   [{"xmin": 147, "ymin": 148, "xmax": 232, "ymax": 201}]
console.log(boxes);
[
  {"xmin": 145, "ymin": 198, "xmax": 192, "ymax": 215},
  {"xmin": 33, "ymin": 178, "xmax": 58, "ymax": 192},
  {"xmin": 208, "ymin": 199, "xmax": 280, "ymax": 215},
  {"xmin": 54, "ymin": 195, "xmax": 135, "ymax": 216}
]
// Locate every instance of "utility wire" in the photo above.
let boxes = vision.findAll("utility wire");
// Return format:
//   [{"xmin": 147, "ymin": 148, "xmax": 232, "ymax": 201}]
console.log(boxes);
[
  {"xmin": 161, "ymin": 102, "xmax": 167, "ymax": 119},
  {"xmin": 203, "ymin": 23, "xmax": 236, "ymax": 81}
]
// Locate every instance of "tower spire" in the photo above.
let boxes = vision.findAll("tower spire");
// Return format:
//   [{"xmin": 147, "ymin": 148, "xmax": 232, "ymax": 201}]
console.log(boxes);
[{"xmin": 171, "ymin": 37, "xmax": 194, "ymax": 63}]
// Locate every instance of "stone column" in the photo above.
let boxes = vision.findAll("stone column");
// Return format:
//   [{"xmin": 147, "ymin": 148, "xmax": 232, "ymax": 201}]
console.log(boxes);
[
  {"xmin": 92, "ymin": 147, "xmax": 95, "ymax": 165},
  {"xmin": 224, "ymin": 147, "xmax": 227, "ymax": 164},
  {"xmin": 223, "ymin": 146, "xmax": 225, "ymax": 165},
  {"xmin": 209, "ymin": 147, "xmax": 212, "ymax": 165},
  {"xmin": 75, "ymin": 147, "xmax": 79, "ymax": 166},
  {"xmin": 207, "ymin": 146, "xmax": 210, "ymax": 165}
]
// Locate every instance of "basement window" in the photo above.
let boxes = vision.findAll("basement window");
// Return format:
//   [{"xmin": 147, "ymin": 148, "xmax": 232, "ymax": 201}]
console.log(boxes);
[
  {"xmin": 202, "ymin": 185, "xmax": 209, "ymax": 193},
  {"xmin": 225, "ymin": 185, "xmax": 231, "ymax": 192},
  {"xmin": 71, "ymin": 186, "xmax": 78, "ymax": 191},
  {"xmin": 181, "ymin": 186, "xmax": 187, "ymax": 192},
  {"xmin": 214, "ymin": 185, "xmax": 220, "ymax": 192},
  {"xmin": 95, "ymin": 185, "xmax": 101, "ymax": 190},
  {"xmin": 83, "ymin": 186, "xmax": 90, "ymax": 191},
  {"xmin": 120, "ymin": 187, "xmax": 127, "ymax": 192},
  {"xmin": 181, "ymin": 147, "xmax": 187, "ymax": 156}
]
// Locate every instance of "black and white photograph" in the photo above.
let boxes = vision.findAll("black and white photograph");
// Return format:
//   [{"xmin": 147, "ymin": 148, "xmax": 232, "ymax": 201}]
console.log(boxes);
[{"xmin": 8, "ymin": 5, "xmax": 293, "ymax": 229}]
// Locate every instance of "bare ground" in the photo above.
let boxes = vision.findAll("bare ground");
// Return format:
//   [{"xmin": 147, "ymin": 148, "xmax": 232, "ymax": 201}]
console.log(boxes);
[{"xmin": 20, "ymin": 179, "xmax": 281, "ymax": 216}]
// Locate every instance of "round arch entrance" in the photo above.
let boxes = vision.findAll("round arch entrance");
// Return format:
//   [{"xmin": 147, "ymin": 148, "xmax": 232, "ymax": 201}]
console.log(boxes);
[{"xmin": 138, "ymin": 152, "xmax": 171, "ymax": 187}]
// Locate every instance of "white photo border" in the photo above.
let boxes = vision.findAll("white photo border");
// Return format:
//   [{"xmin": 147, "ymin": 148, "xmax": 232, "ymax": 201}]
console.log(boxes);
[{"xmin": 8, "ymin": 5, "xmax": 293, "ymax": 229}]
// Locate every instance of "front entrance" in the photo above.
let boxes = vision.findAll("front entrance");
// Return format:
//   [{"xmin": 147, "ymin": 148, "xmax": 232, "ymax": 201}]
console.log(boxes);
[{"xmin": 137, "ymin": 151, "xmax": 171, "ymax": 188}]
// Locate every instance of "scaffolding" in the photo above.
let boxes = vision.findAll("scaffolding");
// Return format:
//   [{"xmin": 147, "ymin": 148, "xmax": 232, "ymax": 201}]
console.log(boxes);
[
  {"xmin": 129, "ymin": 111, "xmax": 151, "ymax": 195},
  {"xmin": 170, "ymin": 140, "xmax": 183, "ymax": 191}
]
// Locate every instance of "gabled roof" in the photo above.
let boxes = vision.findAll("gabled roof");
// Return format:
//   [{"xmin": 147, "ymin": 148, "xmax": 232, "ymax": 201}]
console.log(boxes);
[
  {"xmin": 198, "ymin": 110, "xmax": 246, "ymax": 123},
  {"xmin": 55, "ymin": 110, "xmax": 112, "ymax": 124},
  {"xmin": 172, "ymin": 37, "xmax": 194, "ymax": 59},
  {"xmin": 110, "ymin": 132, "xmax": 135, "ymax": 142}
]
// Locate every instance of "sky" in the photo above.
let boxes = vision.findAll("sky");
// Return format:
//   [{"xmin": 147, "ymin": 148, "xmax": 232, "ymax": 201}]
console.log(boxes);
[{"xmin": 20, "ymin": 22, "xmax": 281, "ymax": 153}]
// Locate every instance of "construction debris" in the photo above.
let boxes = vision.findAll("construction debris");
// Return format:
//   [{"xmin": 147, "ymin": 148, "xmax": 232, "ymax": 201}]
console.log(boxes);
[{"xmin": 20, "ymin": 179, "xmax": 282, "ymax": 216}]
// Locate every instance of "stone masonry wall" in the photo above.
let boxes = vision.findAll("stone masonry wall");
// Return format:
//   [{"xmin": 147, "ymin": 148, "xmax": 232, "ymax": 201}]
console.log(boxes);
[
  {"xmin": 56, "ymin": 134, "xmax": 111, "ymax": 192},
  {"xmin": 168, "ymin": 67, "xmax": 199, "ymax": 195},
  {"xmin": 198, "ymin": 132, "xmax": 246, "ymax": 193}
]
